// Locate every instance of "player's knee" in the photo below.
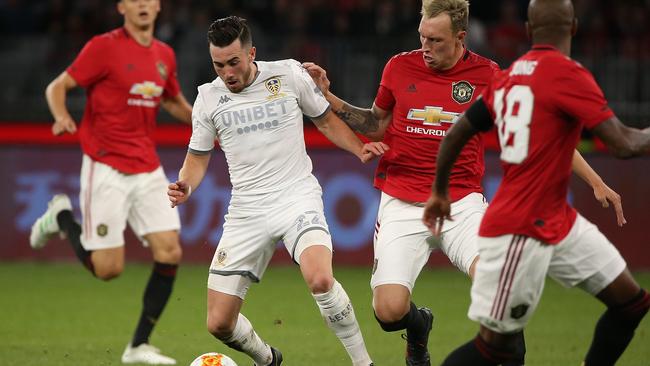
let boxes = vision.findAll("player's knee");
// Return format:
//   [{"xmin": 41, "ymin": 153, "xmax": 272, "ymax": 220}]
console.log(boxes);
[
  {"xmin": 306, "ymin": 272, "xmax": 334, "ymax": 294},
  {"xmin": 159, "ymin": 243, "xmax": 182, "ymax": 264},
  {"xmin": 207, "ymin": 314, "xmax": 237, "ymax": 340},
  {"xmin": 149, "ymin": 232, "xmax": 183, "ymax": 264},
  {"xmin": 373, "ymin": 298, "xmax": 410, "ymax": 324},
  {"xmin": 613, "ymin": 288, "xmax": 650, "ymax": 325},
  {"xmin": 93, "ymin": 261, "xmax": 124, "ymax": 281}
]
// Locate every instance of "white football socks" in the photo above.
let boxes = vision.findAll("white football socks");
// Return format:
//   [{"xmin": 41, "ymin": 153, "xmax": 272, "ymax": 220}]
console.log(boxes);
[
  {"xmin": 223, "ymin": 313, "xmax": 272, "ymax": 366},
  {"xmin": 313, "ymin": 280, "xmax": 373, "ymax": 366}
]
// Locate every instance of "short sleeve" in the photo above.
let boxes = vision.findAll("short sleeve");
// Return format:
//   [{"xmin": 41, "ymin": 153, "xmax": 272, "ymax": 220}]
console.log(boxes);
[
  {"xmin": 289, "ymin": 60, "xmax": 330, "ymax": 119},
  {"xmin": 554, "ymin": 62, "xmax": 614, "ymax": 129},
  {"xmin": 478, "ymin": 77, "xmax": 498, "ymax": 122},
  {"xmin": 374, "ymin": 57, "xmax": 396, "ymax": 111},
  {"xmin": 188, "ymin": 90, "xmax": 217, "ymax": 154},
  {"xmin": 465, "ymin": 96, "xmax": 495, "ymax": 132},
  {"xmin": 66, "ymin": 36, "xmax": 108, "ymax": 87}
]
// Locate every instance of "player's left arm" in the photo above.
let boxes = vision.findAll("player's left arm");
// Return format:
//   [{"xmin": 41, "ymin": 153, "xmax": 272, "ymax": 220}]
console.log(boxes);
[
  {"xmin": 161, "ymin": 93, "xmax": 192, "ymax": 125},
  {"xmin": 311, "ymin": 110, "xmax": 389, "ymax": 163},
  {"xmin": 572, "ymin": 150, "xmax": 626, "ymax": 226}
]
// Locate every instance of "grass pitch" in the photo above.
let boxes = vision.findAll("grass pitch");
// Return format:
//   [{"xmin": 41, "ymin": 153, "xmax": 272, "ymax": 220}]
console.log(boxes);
[{"xmin": 0, "ymin": 262, "xmax": 648, "ymax": 365}]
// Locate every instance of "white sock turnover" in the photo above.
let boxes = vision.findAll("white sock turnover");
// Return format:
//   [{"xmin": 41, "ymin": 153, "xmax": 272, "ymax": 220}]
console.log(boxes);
[
  {"xmin": 222, "ymin": 313, "xmax": 273, "ymax": 366},
  {"xmin": 313, "ymin": 280, "xmax": 373, "ymax": 366}
]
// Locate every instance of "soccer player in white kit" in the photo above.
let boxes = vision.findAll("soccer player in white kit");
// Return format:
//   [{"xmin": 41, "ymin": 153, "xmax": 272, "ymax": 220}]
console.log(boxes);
[{"xmin": 168, "ymin": 17, "xmax": 386, "ymax": 366}]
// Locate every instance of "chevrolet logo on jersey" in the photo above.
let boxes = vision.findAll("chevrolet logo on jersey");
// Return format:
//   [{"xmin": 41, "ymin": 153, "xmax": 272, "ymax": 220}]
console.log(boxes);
[
  {"xmin": 407, "ymin": 106, "xmax": 458, "ymax": 126},
  {"xmin": 129, "ymin": 81, "xmax": 163, "ymax": 99}
]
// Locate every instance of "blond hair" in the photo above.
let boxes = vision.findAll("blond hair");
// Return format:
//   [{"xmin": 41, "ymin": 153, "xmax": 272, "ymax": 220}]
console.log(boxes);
[{"xmin": 421, "ymin": 0, "xmax": 469, "ymax": 33}]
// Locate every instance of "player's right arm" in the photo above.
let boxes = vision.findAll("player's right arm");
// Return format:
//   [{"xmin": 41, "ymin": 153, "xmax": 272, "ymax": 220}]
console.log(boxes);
[
  {"xmin": 45, "ymin": 71, "xmax": 79, "ymax": 136},
  {"xmin": 168, "ymin": 152, "xmax": 211, "ymax": 208},
  {"xmin": 591, "ymin": 117, "xmax": 650, "ymax": 159},
  {"xmin": 303, "ymin": 62, "xmax": 391, "ymax": 141}
]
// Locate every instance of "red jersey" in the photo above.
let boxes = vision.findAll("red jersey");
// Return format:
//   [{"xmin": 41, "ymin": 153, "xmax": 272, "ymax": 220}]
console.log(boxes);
[
  {"xmin": 477, "ymin": 45, "xmax": 614, "ymax": 243},
  {"xmin": 374, "ymin": 49, "xmax": 499, "ymax": 202},
  {"xmin": 67, "ymin": 28, "xmax": 181, "ymax": 174}
]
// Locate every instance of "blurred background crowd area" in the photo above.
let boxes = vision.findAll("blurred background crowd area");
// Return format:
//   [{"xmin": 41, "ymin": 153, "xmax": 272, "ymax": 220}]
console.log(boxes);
[{"xmin": 1, "ymin": 0, "xmax": 649, "ymax": 127}]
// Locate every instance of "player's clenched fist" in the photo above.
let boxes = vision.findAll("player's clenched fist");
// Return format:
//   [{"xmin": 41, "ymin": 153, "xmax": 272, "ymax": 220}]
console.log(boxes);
[
  {"xmin": 360, "ymin": 141, "xmax": 390, "ymax": 163},
  {"xmin": 51, "ymin": 116, "xmax": 77, "ymax": 136},
  {"xmin": 168, "ymin": 181, "xmax": 192, "ymax": 208}
]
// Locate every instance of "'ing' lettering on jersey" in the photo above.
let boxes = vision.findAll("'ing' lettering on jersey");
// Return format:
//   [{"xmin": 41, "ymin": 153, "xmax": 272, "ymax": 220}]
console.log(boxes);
[{"xmin": 509, "ymin": 60, "xmax": 538, "ymax": 76}]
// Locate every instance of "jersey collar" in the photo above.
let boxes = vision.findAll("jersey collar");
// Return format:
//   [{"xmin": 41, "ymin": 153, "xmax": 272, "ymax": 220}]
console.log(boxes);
[{"xmin": 531, "ymin": 44, "xmax": 558, "ymax": 51}]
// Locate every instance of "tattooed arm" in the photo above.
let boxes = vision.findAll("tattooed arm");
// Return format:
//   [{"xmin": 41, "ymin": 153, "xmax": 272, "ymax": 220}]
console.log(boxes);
[
  {"xmin": 303, "ymin": 62, "xmax": 392, "ymax": 141},
  {"xmin": 328, "ymin": 96, "xmax": 391, "ymax": 142}
]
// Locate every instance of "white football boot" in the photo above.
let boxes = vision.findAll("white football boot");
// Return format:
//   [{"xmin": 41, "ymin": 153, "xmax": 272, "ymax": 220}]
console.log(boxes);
[
  {"xmin": 121, "ymin": 343, "xmax": 177, "ymax": 365},
  {"xmin": 29, "ymin": 194, "xmax": 72, "ymax": 249}
]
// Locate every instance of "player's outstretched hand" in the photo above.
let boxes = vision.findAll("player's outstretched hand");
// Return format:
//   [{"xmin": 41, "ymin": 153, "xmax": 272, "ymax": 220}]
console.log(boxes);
[
  {"xmin": 422, "ymin": 192, "xmax": 451, "ymax": 236},
  {"xmin": 593, "ymin": 182, "xmax": 626, "ymax": 226},
  {"xmin": 360, "ymin": 141, "xmax": 389, "ymax": 163},
  {"xmin": 302, "ymin": 62, "xmax": 330, "ymax": 96},
  {"xmin": 168, "ymin": 181, "xmax": 192, "ymax": 208},
  {"xmin": 52, "ymin": 116, "xmax": 77, "ymax": 136}
]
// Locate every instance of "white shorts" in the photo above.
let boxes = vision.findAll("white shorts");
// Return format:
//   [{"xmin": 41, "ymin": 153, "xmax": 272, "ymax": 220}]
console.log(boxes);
[
  {"xmin": 208, "ymin": 177, "xmax": 332, "ymax": 299},
  {"xmin": 79, "ymin": 155, "xmax": 181, "ymax": 250},
  {"xmin": 370, "ymin": 192, "xmax": 486, "ymax": 291},
  {"xmin": 468, "ymin": 214, "xmax": 627, "ymax": 333}
]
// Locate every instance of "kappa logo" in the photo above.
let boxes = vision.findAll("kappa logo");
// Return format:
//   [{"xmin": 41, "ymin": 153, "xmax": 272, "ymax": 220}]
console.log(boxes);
[
  {"xmin": 451, "ymin": 80, "xmax": 475, "ymax": 104},
  {"xmin": 407, "ymin": 106, "xmax": 458, "ymax": 126},
  {"xmin": 218, "ymin": 95, "xmax": 233, "ymax": 105}
]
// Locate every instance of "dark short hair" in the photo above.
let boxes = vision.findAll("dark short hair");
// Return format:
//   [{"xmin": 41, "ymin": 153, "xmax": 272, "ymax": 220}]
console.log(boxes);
[{"xmin": 207, "ymin": 16, "xmax": 252, "ymax": 48}]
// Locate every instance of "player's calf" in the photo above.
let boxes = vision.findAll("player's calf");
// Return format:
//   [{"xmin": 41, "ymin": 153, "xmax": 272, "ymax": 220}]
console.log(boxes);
[{"xmin": 584, "ymin": 289, "xmax": 650, "ymax": 366}]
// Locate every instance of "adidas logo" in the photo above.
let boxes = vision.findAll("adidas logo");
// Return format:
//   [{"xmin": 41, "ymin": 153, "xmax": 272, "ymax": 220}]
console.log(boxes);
[
  {"xmin": 406, "ymin": 84, "xmax": 417, "ymax": 93},
  {"xmin": 218, "ymin": 95, "xmax": 233, "ymax": 105}
]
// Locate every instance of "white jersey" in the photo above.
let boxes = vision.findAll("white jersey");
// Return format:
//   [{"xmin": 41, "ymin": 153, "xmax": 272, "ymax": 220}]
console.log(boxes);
[{"xmin": 189, "ymin": 59, "xmax": 329, "ymax": 197}]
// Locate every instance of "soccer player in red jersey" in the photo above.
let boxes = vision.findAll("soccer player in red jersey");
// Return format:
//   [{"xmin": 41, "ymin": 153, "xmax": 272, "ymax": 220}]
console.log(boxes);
[
  {"xmin": 304, "ymin": 1, "xmax": 624, "ymax": 365},
  {"xmin": 423, "ymin": 0, "xmax": 650, "ymax": 364},
  {"xmin": 30, "ymin": 0, "xmax": 192, "ymax": 364}
]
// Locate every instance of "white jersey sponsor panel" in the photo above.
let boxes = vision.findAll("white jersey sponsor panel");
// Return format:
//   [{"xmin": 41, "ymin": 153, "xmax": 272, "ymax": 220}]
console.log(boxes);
[{"xmin": 189, "ymin": 59, "xmax": 329, "ymax": 197}]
